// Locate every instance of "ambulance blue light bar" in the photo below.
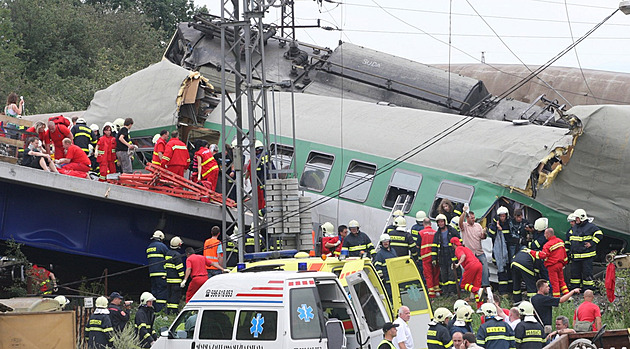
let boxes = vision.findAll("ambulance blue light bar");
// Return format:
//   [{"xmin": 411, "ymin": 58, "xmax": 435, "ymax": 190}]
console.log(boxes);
[{"xmin": 244, "ymin": 249, "xmax": 299, "ymax": 261}]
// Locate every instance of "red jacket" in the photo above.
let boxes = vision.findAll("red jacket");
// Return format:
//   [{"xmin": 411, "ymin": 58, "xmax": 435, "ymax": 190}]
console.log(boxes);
[
  {"xmin": 46, "ymin": 125, "xmax": 71, "ymax": 147},
  {"xmin": 195, "ymin": 147, "xmax": 219, "ymax": 188},
  {"xmin": 96, "ymin": 135, "xmax": 116, "ymax": 163},
  {"xmin": 65, "ymin": 144, "xmax": 91, "ymax": 166},
  {"xmin": 152, "ymin": 137, "xmax": 167, "ymax": 165},
  {"xmin": 455, "ymin": 245, "xmax": 481, "ymax": 269},
  {"xmin": 419, "ymin": 227, "xmax": 436, "ymax": 261},
  {"xmin": 532, "ymin": 235, "xmax": 568, "ymax": 267},
  {"xmin": 162, "ymin": 138, "xmax": 190, "ymax": 167},
  {"xmin": 322, "ymin": 236, "xmax": 342, "ymax": 256}
]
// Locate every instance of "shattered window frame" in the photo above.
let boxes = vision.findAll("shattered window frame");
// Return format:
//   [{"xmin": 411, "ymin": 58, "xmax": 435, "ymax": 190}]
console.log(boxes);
[
  {"xmin": 299, "ymin": 151, "xmax": 335, "ymax": 192},
  {"xmin": 340, "ymin": 160, "xmax": 377, "ymax": 203}
]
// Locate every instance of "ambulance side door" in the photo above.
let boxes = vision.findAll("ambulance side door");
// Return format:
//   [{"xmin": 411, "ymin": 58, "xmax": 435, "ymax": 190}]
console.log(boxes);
[
  {"xmin": 346, "ymin": 271, "xmax": 389, "ymax": 349},
  {"xmin": 387, "ymin": 256, "xmax": 432, "ymax": 349}
]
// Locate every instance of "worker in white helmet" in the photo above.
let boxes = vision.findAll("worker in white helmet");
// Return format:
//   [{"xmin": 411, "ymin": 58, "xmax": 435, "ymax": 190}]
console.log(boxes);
[
  {"xmin": 70, "ymin": 117, "xmax": 94, "ymax": 156},
  {"xmin": 384, "ymin": 210, "xmax": 405, "ymax": 234},
  {"xmin": 146, "ymin": 230, "xmax": 168, "ymax": 312},
  {"xmin": 321, "ymin": 222, "xmax": 342, "ymax": 256},
  {"xmin": 487, "ymin": 206, "xmax": 513, "ymax": 296},
  {"xmin": 374, "ymin": 233, "xmax": 397, "ymax": 296},
  {"xmin": 410, "ymin": 210, "xmax": 427, "ymax": 243},
  {"xmin": 388, "ymin": 216, "xmax": 418, "ymax": 259},
  {"xmin": 165, "ymin": 236, "xmax": 185, "ymax": 314},
  {"xmin": 566, "ymin": 209, "xmax": 602, "ymax": 291},
  {"xmin": 341, "ymin": 220, "xmax": 375, "ymax": 258},
  {"xmin": 136, "ymin": 292, "xmax": 158, "ymax": 348},
  {"xmin": 86, "ymin": 296, "xmax": 114, "ymax": 348},
  {"xmin": 245, "ymin": 139, "xmax": 275, "ymax": 210},
  {"xmin": 432, "ymin": 214, "xmax": 461, "ymax": 296}
]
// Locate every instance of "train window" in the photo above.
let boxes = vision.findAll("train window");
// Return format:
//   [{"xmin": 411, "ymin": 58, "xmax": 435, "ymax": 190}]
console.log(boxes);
[
  {"xmin": 429, "ymin": 180, "xmax": 474, "ymax": 219},
  {"xmin": 270, "ymin": 143, "xmax": 294, "ymax": 175},
  {"xmin": 340, "ymin": 160, "xmax": 377, "ymax": 202},
  {"xmin": 300, "ymin": 151, "xmax": 335, "ymax": 192},
  {"xmin": 382, "ymin": 170, "xmax": 422, "ymax": 213}
]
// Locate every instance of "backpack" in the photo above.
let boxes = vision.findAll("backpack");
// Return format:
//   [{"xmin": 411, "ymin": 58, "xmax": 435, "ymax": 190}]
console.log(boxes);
[{"xmin": 48, "ymin": 115, "xmax": 70, "ymax": 128}]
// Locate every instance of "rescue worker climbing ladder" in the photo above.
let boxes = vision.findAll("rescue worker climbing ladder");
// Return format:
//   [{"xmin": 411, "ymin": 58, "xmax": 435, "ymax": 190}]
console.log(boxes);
[{"xmin": 388, "ymin": 216, "xmax": 419, "ymax": 259}]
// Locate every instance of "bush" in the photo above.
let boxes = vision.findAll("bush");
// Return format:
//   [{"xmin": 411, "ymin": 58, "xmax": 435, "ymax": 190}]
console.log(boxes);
[{"xmin": 111, "ymin": 323, "xmax": 143, "ymax": 349}]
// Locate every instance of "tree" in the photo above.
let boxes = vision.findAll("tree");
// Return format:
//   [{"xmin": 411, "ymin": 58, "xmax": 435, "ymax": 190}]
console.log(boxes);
[{"xmin": 0, "ymin": 6, "xmax": 25, "ymax": 105}]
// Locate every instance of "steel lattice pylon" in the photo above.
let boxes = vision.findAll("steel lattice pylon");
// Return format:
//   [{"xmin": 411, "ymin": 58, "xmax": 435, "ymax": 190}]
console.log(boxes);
[{"xmin": 219, "ymin": 0, "xmax": 274, "ymax": 263}]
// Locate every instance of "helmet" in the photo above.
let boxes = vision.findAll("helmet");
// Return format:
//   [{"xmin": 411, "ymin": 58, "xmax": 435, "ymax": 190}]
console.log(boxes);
[
  {"xmin": 348, "ymin": 220, "xmax": 360, "ymax": 229},
  {"xmin": 450, "ymin": 217, "xmax": 459, "ymax": 230},
  {"xmin": 152, "ymin": 134, "xmax": 161, "ymax": 144},
  {"xmin": 54, "ymin": 295, "xmax": 70, "ymax": 307},
  {"xmin": 89, "ymin": 124, "xmax": 99, "ymax": 132},
  {"xmin": 232, "ymin": 225, "xmax": 239, "ymax": 236},
  {"xmin": 95, "ymin": 296, "xmax": 109, "ymax": 308},
  {"xmin": 436, "ymin": 214, "xmax": 447, "ymax": 222},
  {"xmin": 152, "ymin": 230, "xmax": 165, "ymax": 241},
  {"xmin": 379, "ymin": 233, "xmax": 391, "ymax": 243},
  {"xmin": 254, "ymin": 140, "xmax": 264, "ymax": 149},
  {"xmin": 534, "ymin": 217, "xmax": 548, "ymax": 231},
  {"xmin": 103, "ymin": 122, "xmax": 114, "ymax": 132},
  {"xmin": 393, "ymin": 216, "xmax": 406, "ymax": 228},
  {"xmin": 170, "ymin": 236, "xmax": 183, "ymax": 248},
  {"xmin": 456, "ymin": 305, "xmax": 473, "ymax": 322},
  {"xmin": 140, "ymin": 292, "xmax": 156, "ymax": 305},
  {"xmin": 480, "ymin": 303, "xmax": 498, "ymax": 317},
  {"xmin": 392, "ymin": 210, "xmax": 404, "ymax": 218},
  {"xmin": 497, "ymin": 206, "xmax": 509, "ymax": 216},
  {"xmin": 113, "ymin": 118, "xmax": 125, "ymax": 131},
  {"xmin": 322, "ymin": 222, "xmax": 336, "ymax": 237},
  {"xmin": 518, "ymin": 300, "xmax": 535, "ymax": 316},
  {"xmin": 573, "ymin": 209, "xmax": 588, "ymax": 221},
  {"xmin": 433, "ymin": 307, "xmax": 453, "ymax": 323},
  {"xmin": 567, "ymin": 213, "xmax": 576, "ymax": 222},
  {"xmin": 76, "ymin": 118, "xmax": 86, "ymax": 124},
  {"xmin": 453, "ymin": 299, "xmax": 469, "ymax": 313},
  {"xmin": 416, "ymin": 210, "xmax": 427, "ymax": 221}
]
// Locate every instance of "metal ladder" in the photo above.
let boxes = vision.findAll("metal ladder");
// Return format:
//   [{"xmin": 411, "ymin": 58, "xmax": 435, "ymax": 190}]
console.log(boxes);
[{"xmin": 382, "ymin": 194, "xmax": 411, "ymax": 233}]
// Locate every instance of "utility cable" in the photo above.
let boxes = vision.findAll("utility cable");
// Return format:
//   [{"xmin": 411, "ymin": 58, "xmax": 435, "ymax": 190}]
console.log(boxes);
[{"xmin": 564, "ymin": 0, "xmax": 600, "ymax": 104}]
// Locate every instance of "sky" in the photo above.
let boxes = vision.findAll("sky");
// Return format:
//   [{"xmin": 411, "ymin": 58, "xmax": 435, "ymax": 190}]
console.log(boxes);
[{"xmin": 196, "ymin": 0, "xmax": 630, "ymax": 73}]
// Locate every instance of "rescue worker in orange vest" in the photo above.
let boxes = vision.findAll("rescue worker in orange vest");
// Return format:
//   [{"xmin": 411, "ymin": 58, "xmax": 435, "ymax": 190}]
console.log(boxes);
[
  {"xmin": 530, "ymin": 228, "xmax": 569, "ymax": 297},
  {"xmin": 152, "ymin": 130, "xmax": 169, "ymax": 166},
  {"xmin": 204, "ymin": 226, "xmax": 226, "ymax": 278},
  {"xmin": 195, "ymin": 141, "xmax": 219, "ymax": 190},
  {"xmin": 161, "ymin": 130, "xmax": 190, "ymax": 177}
]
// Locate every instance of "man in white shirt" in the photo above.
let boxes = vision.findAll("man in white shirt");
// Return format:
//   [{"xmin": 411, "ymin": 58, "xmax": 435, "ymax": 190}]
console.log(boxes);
[
  {"xmin": 459, "ymin": 204, "xmax": 489, "ymax": 287},
  {"xmin": 393, "ymin": 306, "xmax": 414, "ymax": 349},
  {"xmin": 508, "ymin": 307, "xmax": 521, "ymax": 330}
]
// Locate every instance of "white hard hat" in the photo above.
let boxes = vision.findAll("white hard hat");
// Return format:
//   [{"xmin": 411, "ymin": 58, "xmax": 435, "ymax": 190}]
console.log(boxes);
[
  {"xmin": 392, "ymin": 210, "xmax": 404, "ymax": 218},
  {"xmin": 322, "ymin": 222, "xmax": 336, "ymax": 237},
  {"xmin": 518, "ymin": 301, "xmax": 535, "ymax": 316},
  {"xmin": 416, "ymin": 210, "xmax": 427, "ymax": 221},
  {"xmin": 152, "ymin": 230, "xmax": 165, "ymax": 241},
  {"xmin": 140, "ymin": 292, "xmax": 156, "ymax": 305},
  {"xmin": 393, "ymin": 216, "xmax": 406, "ymax": 228},
  {"xmin": 54, "ymin": 295, "xmax": 70, "ymax": 308},
  {"xmin": 113, "ymin": 118, "xmax": 125, "ymax": 130},
  {"xmin": 456, "ymin": 305, "xmax": 473, "ymax": 322},
  {"xmin": 254, "ymin": 140, "xmax": 264, "ymax": 149},
  {"xmin": 348, "ymin": 220, "xmax": 360, "ymax": 228},
  {"xmin": 573, "ymin": 209, "xmax": 588, "ymax": 221},
  {"xmin": 95, "ymin": 296, "xmax": 109, "ymax": 308},
  {"xmin": 152, "ymin": 134, "xmax": 161, "ymax": 144},
  {"xmin": 89, "ymin": 124, "xmax": 99, "ymax": 132},
  {"xmin": 567, "ymin": 213, "xmax": 576, "ymax": 222},
  {"xmin": 104, "ymin": 121, "xmax": 114, "ymax": 130},
  {"xmin": 450, "ymin": 217, "xmax": 459, "ymax": 229},
  {"xmin": 497, "ymin": 206, "xmax": 509, "ymax": 216},
  {"xmin": 433, "ymin": 307, "xmax": 453, "ymax": 323},
  {"xmin": 436, "ymin": 214, "xmax": 447, "ymax": 222},
  {"xmin": 76, "ymin": 118, "xmax": 86, "ymax": 124},
  {"xmin": 534, "ymin": 217, "xmax": 548, "ymax": 231},
  {"xmin": 170, "ymin": 236, "xmax": 183, "ymax": 248},
  {"xmin": 453, "ymin": 299, "xmax": 469, "ymax": 312},
  {"xmin": 480, "ymin": 303, "xmax": 498, "ymax": 317},
  {"xmin": 379, "ymin": 233, "xmax": 391, "ymax": 243}
]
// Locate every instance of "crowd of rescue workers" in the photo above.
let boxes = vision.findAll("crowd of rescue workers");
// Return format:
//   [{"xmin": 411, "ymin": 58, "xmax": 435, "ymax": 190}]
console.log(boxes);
[{"xmin": 5, "ymin": 94, "xmax": 605, "ymax": 348}]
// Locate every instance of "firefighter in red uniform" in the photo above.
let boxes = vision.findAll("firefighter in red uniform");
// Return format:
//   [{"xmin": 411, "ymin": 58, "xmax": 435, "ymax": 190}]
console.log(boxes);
[
  {"xmin": 44, "ymin": 119, "xmax": 73, "ymax": 160},
  {"xmin": 96, "ymin": 124, "xmax": 116, "ymax": 180},
  {"xmin": 195, "ymin": 141, "xmax": 219, "ymax": 190},
  {"xmin": 419, "ymin": 217, "xmax": 439, "ymax": 297},
  {"xmin": 161, "ymin": 130, "xmax": 190, "ymax": 177},
  {"xmin": 152, "ymin": 130, "xmax": 169, "ymax": 166},
  {"xmin": 531, "ymin": 228, "xmax": 569, "ymax": 297},
  {"xmin": 321, "ymin": 222, "xmax": 342, "ymax": 256},
  {"xmin": 451, "ymin": 237, "xmax": 483, "ymax": 307},
  {"xmin": 28, "ymin": 264, "xmax": 57, "ymax": 295}
]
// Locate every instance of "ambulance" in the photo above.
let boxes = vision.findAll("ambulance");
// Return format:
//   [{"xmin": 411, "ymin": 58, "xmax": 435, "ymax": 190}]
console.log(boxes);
[{"xmin": 153, "ymin": 253, "xmax": 432, "ymax": 349}]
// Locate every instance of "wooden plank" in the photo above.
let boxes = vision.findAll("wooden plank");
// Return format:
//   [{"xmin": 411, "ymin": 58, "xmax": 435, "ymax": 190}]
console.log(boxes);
[
  {"xmin": 0, "ymin": 155, "xmax": 18, "ymax": 164},
  {"xmin": 0, "ymin": 137, "xmax": 24, "ymax": 148},
  {"xmin": 0, "ymin": 114, "xmax": 33, "ymax": 127}
]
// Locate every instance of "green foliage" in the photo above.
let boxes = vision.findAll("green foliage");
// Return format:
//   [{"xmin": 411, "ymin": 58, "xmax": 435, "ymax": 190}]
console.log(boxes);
[
  {"xmin": 1, "ymin": 239, "xmax": 29, "ymax": 297},
  {"xmin": 111, "ymin": 322, "xmax": 143, "ymax": 349},
  {"xmin": 0, "ymin": 0, "xmax": 199, "ymax": 114},
  {"xmin": 77, "ymin": 276, "xmax": 106, "ymax": 296}
]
